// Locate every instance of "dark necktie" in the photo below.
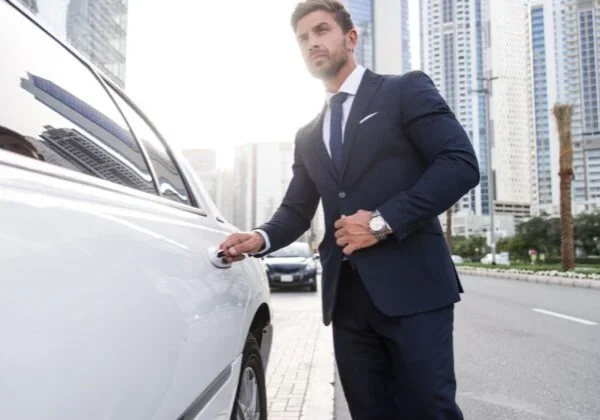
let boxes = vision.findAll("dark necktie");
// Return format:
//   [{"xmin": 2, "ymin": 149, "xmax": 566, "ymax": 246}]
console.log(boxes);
[{"xmin": 329, "ymin": 92, "xmax": 349, "ymax": 172}]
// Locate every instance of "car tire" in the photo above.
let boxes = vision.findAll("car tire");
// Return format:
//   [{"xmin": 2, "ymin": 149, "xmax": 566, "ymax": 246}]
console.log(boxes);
[{"xmin": 230, "ymin": 334, "xmax": 267, "ymax": 420}]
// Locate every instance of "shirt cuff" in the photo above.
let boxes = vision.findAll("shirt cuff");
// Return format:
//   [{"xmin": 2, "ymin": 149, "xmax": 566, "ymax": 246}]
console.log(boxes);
[{"xmin": 252, "ymin": 229, "xmax": 271, "ymax": 254}]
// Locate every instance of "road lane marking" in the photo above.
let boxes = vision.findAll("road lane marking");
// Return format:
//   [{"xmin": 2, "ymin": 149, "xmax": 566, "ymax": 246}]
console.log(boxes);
[{"xmin": 532, "ymin": 308, "xmax": 598, "ymax": 326}]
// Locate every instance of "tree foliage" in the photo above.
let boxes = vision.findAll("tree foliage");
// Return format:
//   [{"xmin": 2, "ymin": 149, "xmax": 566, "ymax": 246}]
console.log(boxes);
[{"xmin": 450, "ymin": 213, "xmax": 600, "ymax": 260}]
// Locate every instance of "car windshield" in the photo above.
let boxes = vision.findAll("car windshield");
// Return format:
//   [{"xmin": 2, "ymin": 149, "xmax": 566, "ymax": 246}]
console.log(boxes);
[{"xmin": 268, "ymin": 243, "xmax": 312, "ymax": 258}]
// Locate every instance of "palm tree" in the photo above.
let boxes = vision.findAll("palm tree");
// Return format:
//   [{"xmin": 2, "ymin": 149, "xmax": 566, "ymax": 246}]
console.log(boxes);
[{"xmin": 553, "ymin": 103, "xmax": 575, "ymax": 271}]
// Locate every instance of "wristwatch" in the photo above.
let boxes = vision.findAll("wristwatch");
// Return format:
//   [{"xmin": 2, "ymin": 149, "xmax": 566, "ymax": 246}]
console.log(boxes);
[{"xmin": 369, "ymin": 210, "xmax": 390, "ymax": 241}]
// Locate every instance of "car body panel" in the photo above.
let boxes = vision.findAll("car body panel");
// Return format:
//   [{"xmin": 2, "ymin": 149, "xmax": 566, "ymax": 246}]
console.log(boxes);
[{"xmin": 0, "ymin": 160, "xmax": 249, "ymax": 419}]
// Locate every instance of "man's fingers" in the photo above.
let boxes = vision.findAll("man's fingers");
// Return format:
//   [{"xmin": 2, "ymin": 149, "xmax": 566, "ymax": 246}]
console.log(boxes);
[
  {"xmin": 223, "ymin": 255, "xmax": 246, "ymax": 263},
  {"xmin": 219, "ymin": 233, "xmax": 244, "ymax": 251},
  {"xmin": 334, "ymin": 228, "xmax": 346, "ymax": 239},
  {"xmin": 334, "ymin": 218, "xmax": 346, "ymax": 229},
  {"xmin": 219, "ymin": 235, "xmax": 247, "ymax": 256},
  {"xmin": 218, "ymin": 232, "xmax": 263, "ymax": 262},
  {"xmin": 343, "ymin": 244, "xmax": 357, "ymax": 255},
  {"xmin": 336, "ymin": 236, "xmax": 349, "ymax": 247},
  {"xmin": 229, "ymin": 236, "xmax": 261, "ymax": 256}
]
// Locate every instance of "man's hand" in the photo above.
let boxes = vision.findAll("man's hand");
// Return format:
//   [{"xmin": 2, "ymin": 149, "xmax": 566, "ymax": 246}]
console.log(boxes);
[
  {"xmin": 334, "ymin": 210, "xmax": 378, "ymax": 255},
  {"xmin": 218, "ymin": 232, "xmax": 265, "ymax": 263}
]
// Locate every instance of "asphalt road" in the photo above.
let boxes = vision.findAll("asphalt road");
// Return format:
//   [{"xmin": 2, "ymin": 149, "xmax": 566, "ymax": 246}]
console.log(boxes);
[{"xmin": 335, "ymin": 275, "xmax": 600, "ymax": 419}]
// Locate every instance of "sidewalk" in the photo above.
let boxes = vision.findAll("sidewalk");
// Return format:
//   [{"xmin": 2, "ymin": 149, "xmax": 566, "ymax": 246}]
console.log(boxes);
[
  {"xmin": 265, "ymin": 288, "xmax": 335, "ymax": 420},
  {"xmin": 457, "ymin": 266, "xmax": 600, "ymax": 289}
]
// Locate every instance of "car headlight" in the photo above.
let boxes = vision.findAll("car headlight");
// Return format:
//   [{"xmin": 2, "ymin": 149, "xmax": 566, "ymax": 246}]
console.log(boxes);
[{"xmin": 305, "ymin": 259, "xmax": 316, "ymax": 270}]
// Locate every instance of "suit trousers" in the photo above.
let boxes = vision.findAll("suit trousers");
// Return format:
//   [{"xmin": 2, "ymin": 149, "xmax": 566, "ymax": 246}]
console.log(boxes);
[{"xmin": 332, "ymin": 262, "xmax": 463, "ymax": 420}]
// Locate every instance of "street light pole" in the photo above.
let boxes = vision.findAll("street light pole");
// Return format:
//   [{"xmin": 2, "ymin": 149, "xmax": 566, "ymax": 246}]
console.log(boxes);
[{"xmin": 473, "ymin": 75, "xmax": 499, "ymax": 264}]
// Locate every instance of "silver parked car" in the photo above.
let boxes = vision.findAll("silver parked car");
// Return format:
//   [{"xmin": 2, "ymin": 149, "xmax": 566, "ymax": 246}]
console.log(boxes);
[{"xmin": 0, "ymin": 2, "xmax": 272, "ymax": 419}]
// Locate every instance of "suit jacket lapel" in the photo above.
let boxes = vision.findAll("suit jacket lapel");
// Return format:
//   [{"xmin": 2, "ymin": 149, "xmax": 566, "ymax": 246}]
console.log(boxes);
[
  {"xmin": 306, "ymin": 104, "xmax": 339, "ymax": 183},
  {"xmin": 340, "ymin": 70, "xmax": 383, "ymax": 181}
]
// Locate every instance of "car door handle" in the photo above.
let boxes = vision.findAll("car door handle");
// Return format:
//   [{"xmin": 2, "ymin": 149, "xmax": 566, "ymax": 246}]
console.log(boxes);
[{"xmin": 208, "ymin": 247, "xmax": 232, "ymax": 269}]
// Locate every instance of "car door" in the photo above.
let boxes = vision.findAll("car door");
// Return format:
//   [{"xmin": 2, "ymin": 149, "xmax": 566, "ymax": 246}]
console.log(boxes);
[
  {"xmin": 103, "ymin": 82, "xmax": 258, "ymax": 419},
  {"xmin": 0, "ymin": 2, "xmax": 248, "ymax": 419}
]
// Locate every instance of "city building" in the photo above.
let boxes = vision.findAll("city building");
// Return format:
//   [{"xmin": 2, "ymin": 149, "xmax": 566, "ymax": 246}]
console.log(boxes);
[
  {"xmin": 181, "ymin": 148, "xmax": 237, "ymax": 222},
  {"xmin": 484, "ymin": 0, "xmax": 534, "ymax": 210},
  {"xmin": 15, "ymin": 0, "xmax": 129, "ymax": 88},
  {"xmin": 493, "ymin": 202, "xmax": 532, "ymax": 222},
  {"xmin": 400, "ymin": 0, "xmax": 411, "ymax": 73},
  {"xmin": 183, "ymin": 148, "xmax": 218, "ymax": 202},
  {"xmin": 183, "ymin": 148, "xmax": 217, "ymax": 173},
  {"xmin": 421, "ymin": 0, "xmax": 535, "ymax": 219},
  {"xmin": 439, "ymin": 209, "xmax": 517, "ymax": 239},
  {"xmin": 560, "ymin": 0, "xmax": 600, "ymax": 210},
  {"xmin": 232, "ymin": 143, "xmax": 254, "ymax": 231},
  {"xmin": 214, "ymin": 168, "xmax": 235, "ymax": 224},
  {"xmin": 345, "ymin": 0, "xmax": 375, "ymax": 69},
  {"xmin": 420, "ymin": 0, "xmax": 489, "ymax": 215},
  {"xmin": 528, "ymin": 0, "xmax": 560, "ymax": 216},
  {"xmin": 344, "ymin": 0, "xmax": 412, "ymax": 74},
  {"xmin": 20, "ymin": 72, "xmax": 157, "ymax": 194},
  {"xmin": 524, "ymin": 0, "xmax": 600, "ymax": 214},
  {"xmin": 232, "ymin": 142, "xmax": 325, "ymax": 245},
  {"xmin": 16, "ymin": 0, "xmax": 37, "ymax": 13},
  {"xmin": 232, "ymin": 142, "xmax": 295, "ymax": 230},
  {"xmin": 373, "ymin": 0, "xmax": 411, "ymax": 74}
]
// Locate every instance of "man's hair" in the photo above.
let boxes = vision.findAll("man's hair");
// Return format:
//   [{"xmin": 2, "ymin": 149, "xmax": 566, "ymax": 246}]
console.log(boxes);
[{"xmin": 291, "ymin": 0, "xmax": 354, "ymax": 33}]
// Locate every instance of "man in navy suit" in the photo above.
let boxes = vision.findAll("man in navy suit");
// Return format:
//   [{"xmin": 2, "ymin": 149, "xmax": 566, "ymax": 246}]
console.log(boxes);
[{"xmin": 219, "ymin": 0, "xmax": 480, "ymax": 418}]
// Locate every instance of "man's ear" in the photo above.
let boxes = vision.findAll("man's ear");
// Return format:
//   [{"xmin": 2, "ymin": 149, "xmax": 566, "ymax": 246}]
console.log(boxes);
[{"xmin": 347, "ymin": 28, "xmax": 358, "ymax": 52}]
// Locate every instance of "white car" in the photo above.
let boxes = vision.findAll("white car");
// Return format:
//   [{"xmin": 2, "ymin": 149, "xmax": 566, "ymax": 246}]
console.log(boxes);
[
  {"xmin": 451, "ymin": 255, "xmax": 464, "ymax": 264},
  {"xmin": 0, "ymin": 2, "xmax": 272, "ymax": 419},
  {"xmin": 480, "ymin": 253, "xmax": 511, "ymax": 265}
]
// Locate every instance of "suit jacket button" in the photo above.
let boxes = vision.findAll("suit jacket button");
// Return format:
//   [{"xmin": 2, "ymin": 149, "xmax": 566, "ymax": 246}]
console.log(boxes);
[{"xmin": 338, "ymin": 191, "xmax": 346, "ymax": 199}]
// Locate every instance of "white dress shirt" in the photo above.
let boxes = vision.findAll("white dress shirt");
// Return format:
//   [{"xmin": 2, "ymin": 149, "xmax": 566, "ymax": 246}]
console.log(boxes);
[
  {"xmin": 322, "ymin": 65, "xmax": 367, "ymax": 156},
  {"xmin": 254, "ymin": 65, "xmax": 389, "ymax": 254}
]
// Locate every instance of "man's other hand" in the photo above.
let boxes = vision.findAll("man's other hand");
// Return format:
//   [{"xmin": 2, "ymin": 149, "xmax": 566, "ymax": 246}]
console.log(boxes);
[
  {"xmin": 219, "ymin": 232, "xmax": 265, "ymax": 263},
  {"xmin": 334, "ymin": 210, "xmax": 378, "ymax": 255}
]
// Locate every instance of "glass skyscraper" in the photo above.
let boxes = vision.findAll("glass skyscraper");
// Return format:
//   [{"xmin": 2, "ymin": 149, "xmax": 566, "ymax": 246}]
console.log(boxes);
[
  {"xmin": 15, "ymin": 0, "xmax": 129, "ymax": 88},
  {"xmin": 346, "ymin": 0, "xmax": 374, "ymax": 69},
  {"xmin": 558, "ymin": 0, "xmax": 600, "ymax": 208},
  {"xmin": 578, "ymin": 8, "xmax": 599, "ymax": 134},
  {"xmin": 400, "ymin": 0, "xmax": 411, "ymax": 73},
  {"xmin": 475, "ymin": 0, "xmax": 488, "ymax": 215},
  {"xmin": 421, "ymin": 0, "xmax": 489, "ymax": 215},
  {"xmin": 531, "ymin": 5, "xmax": 554, "ymax": 208}
]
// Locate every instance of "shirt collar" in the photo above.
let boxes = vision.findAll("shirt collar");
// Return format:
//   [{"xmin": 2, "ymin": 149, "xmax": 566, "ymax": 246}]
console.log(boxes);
[{"xmin": 325, "ymin": 65, "xmax": 366, "ymax": 104}]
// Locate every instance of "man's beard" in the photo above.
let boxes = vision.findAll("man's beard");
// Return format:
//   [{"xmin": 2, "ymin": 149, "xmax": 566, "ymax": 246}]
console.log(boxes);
[{"xmin": 309, "ymin": 43, "xmax": 349, "ymax": 81}]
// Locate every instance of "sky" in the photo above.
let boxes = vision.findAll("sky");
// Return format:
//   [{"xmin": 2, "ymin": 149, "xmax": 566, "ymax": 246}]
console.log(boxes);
[{"xmin": 125, "ymin": 0, "xmax": 421, "ymax": 168}]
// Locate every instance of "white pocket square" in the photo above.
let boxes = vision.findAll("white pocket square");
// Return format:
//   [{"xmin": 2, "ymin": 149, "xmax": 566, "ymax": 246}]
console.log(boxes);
[{"xmin": 359, "ymin": 112, "xmax": 379, "ymax": 124}]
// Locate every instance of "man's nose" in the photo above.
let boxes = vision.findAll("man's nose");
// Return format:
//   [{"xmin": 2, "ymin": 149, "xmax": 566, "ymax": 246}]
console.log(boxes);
[
  {"xmin": 308, "ymin": 42, "xmax": 321, "ymax": 56},
  {"xmin": 307, "ymin": 35, "xmax": 320, "ymax": 52}
]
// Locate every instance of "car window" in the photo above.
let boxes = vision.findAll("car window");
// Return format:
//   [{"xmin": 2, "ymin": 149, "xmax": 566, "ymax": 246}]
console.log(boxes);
[
  {"xmin": 0, "ymin": 8, "xmax": 156, "ymax": 195},
  {"xmin": 106, "ymin": 85, "xmax": 193, "ymax": 207}
]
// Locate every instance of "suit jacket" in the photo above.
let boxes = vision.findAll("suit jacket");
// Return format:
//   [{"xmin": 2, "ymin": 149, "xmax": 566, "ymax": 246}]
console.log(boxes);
[{"xmin": 256, "ymin": 69, "xmax": 480, "ymax": 326}]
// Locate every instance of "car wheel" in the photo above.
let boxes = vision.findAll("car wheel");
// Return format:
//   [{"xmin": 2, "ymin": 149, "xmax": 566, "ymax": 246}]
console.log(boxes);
[
  {"xmin": 231, "ymin": 334, "xmax": 267, "ymax": 420},
  {"xmin": 309, "ymin": 283, "xmax": 317, "ymax": 292}
]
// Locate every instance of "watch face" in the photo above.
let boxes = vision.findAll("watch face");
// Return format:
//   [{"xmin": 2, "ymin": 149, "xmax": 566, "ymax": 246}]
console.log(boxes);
[{"xmin": 370, "ymin": 217, "xmax": 385, "ymax": 231}]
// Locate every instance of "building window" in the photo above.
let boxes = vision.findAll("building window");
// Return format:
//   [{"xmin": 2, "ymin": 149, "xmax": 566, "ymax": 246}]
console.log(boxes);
[{"xmin": 443, "ymin": 0, "xmax": 454, "ymax": 23}]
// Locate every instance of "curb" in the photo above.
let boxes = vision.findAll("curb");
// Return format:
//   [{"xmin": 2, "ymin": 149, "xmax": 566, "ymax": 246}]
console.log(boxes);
[{"xmin": 457, "ymin": 268, "xmax": 600, "ymax": 290}]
